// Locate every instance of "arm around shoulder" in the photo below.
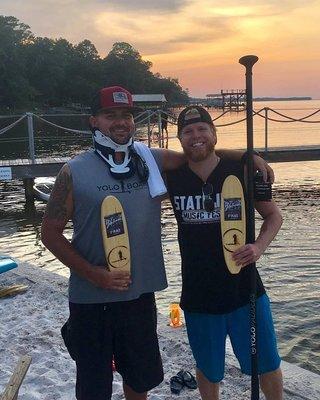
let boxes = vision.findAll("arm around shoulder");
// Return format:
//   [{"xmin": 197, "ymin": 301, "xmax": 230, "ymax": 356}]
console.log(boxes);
[
  {"xmin": 216, "ymin": 149, "xmax": 275, "ymax": 183},
  {"xmin": 153, "ymin": 148, "xmax": 186, "ymax": 171}
]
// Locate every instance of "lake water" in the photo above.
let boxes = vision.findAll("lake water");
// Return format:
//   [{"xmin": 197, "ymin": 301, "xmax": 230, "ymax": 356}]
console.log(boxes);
[{"xmin": 0, "ymin": 100, "xmax": 319, "ymax": 375}]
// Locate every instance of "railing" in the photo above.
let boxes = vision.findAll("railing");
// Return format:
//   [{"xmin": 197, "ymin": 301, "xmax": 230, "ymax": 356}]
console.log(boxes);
[
  {"xmin": 211, "ymin": 107, "xmax": 320, "ymax": 153},
  {"xmin": 0, "ymin": 109, "xmax": 178, "ymax": 160},
  {"xmin": 1, "ymin": 107, "xmax": 320, "ymax": 161}
]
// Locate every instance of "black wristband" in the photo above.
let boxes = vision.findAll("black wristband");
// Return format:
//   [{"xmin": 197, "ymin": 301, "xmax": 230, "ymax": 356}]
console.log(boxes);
[{"xmin": 241, "ymin": 150, "xmax": 260, "ymax": 164}]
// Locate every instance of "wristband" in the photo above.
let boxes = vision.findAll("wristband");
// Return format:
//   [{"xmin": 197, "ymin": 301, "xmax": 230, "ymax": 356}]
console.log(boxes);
[{"xmin": 254, "ymin": 171, "xmax": 272, "ymax": 201}]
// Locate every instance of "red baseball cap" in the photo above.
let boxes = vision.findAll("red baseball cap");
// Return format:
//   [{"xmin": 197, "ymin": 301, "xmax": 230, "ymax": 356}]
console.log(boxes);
[{"xmin": 91, "ymin": 86, "xmax": 141, "ymax": 115}]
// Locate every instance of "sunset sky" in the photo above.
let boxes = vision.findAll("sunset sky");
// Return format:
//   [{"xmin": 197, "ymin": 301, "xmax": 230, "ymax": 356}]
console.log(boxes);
[{"xmin": 2, "ymin": 0, "xmax": 320, "ymax": 98}]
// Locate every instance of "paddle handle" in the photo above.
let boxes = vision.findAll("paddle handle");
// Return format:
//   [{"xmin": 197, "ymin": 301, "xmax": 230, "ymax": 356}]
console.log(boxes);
[
  {"xmin": 239, "ymin": 55, "xmax": 259, "ymax": 242},
  {"xmin": 239, "ymin": 54, "xmax": 260, "ymax": 400}
]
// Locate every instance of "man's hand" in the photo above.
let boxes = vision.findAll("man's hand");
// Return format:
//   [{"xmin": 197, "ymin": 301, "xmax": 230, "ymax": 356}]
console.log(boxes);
[
  {"xmin": 87, "ymin": 267, "xmax": 131, "ymax": 291},
  {"xmin": 253, "ymin": 155, "xmax": 274, "ymax": 183},
  {"xmin": 232, "ymin": 243, "xmax": 263, "ymax": 268}
]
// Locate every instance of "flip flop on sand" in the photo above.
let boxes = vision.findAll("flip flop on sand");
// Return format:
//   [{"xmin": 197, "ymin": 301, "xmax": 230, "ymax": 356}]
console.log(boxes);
[
  {"xmin": 176, "ymin": 370, "xmax": 198, "ymax": 389},
  {"xmin": 170, "ymin": 374, "xmax": 184, "ymax": 394}
]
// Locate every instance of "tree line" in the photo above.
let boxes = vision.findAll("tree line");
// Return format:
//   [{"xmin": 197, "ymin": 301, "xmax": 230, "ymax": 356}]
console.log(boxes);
[{"xmin": 0, "ymin": 15, "xmax": 189, "ymax": 111}]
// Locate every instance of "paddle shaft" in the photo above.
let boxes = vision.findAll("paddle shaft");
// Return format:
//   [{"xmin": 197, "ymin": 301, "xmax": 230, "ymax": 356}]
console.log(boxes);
[{"xmin": 239, "ymin": 54, "xmax": 259, "ymax": 400}]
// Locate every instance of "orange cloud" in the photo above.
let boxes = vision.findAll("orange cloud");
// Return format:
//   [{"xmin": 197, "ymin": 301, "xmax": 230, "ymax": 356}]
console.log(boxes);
[{"xmin": 1, "ymin": 0, "xmax": 320, "ymax": 97}]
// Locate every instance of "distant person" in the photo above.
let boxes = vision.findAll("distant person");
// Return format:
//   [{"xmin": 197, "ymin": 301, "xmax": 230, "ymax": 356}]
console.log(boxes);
[
  {"xmin": 166, "ymin": 106, "xmax": 283, "ymax": 400},
  {"xmin": 161, "ymin": 109, "xmax": 169, "ymax": 148},
  {"xmin": 161, "ymin": 110, "xmax": 168, "ymax": 134},
  {"xmin": 41, "ymin": 87, "xmax": 274, "ymax": 400}
]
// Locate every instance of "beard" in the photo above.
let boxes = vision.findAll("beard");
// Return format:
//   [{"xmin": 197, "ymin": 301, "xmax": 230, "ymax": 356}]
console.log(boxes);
[
  {"xmin": 182, "ymin": 142, "xmax": 214, "ymax": 162},
  {"xmin": 108, "ymin": 129, "xmax": 133, "ymax": 144}
]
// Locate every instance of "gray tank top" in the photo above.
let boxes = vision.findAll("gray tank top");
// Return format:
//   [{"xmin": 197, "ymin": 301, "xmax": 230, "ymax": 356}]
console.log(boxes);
[{"xmin": 67, "ymin": 149, "xmax": 167, "ymax": 303}]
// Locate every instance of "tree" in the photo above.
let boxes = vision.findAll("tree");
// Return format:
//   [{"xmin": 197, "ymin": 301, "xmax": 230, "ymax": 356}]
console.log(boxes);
[
  {"xmin": 0, "ymin": 15, "xmax": 189, "ymax": 109},
  {"xmin": 148, "ymin": 75, "xmax": 189, "ymax": 105},
  {"xmin": 0, "ymin": 16, "xmax": 35, "ymax": 108},
  {"xmin": 25, "ymin": 37, "xmax": 100, "ymax": 106},
  {"xmin": 75, "ymin": 39, "xmax": 100, "ymax": 61},
  {"xmin": 25, "ymin": 37, "xmax": 64, "ymax": 105},
  {"xmin": 102, "ymin": 42, "xmax": 153, "ymax": 93},
  {"xmin": 66, "ymin": 40, "xmax": 102, "ymax": 104}
]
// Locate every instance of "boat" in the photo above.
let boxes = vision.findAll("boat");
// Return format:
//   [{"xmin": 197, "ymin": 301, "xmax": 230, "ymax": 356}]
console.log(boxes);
[{"xmin": 33, "ymin": 177, "xmax": 55, "ymax": 202}]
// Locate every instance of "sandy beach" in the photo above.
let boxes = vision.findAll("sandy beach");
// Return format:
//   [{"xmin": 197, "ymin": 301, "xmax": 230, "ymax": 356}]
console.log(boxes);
[{"xmin": 1, "ymin": 261, "xmax": 319, "ymax": 400}]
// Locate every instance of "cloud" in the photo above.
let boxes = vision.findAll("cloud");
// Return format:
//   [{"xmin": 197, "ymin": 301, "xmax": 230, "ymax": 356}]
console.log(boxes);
[
  {"xmin": 1, "ymin": 0, "xmax": 320, "ymax": 97},
  {"xmin": 168, "ymin": 16, "xmax": 236, "ymax": 44},
  {"xmin": 196, "ymin": 0, "xmax": 319, "ymax": 21},
  {"xmin": 1, "ymin": 0, "xmax": 312, "ymax": 55},
  {"xmin": 209, "ymin": 0, "xmax": 314, "ymax": 9},
  {"xmin": 96, "ymin": 0, "xmax": 189, "ymax": 12}
]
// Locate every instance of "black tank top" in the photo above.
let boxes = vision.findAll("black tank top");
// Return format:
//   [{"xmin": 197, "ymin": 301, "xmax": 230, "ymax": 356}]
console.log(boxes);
[{"xmin": 166, "ymin": 159, "xmax": 265, "ymax": 314}]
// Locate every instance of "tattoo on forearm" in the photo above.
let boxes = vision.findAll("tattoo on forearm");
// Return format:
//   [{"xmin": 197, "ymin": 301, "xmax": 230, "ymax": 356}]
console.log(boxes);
[{"xmin": 44, "ymin": 167, "xmax": 72, "ymax": 220}]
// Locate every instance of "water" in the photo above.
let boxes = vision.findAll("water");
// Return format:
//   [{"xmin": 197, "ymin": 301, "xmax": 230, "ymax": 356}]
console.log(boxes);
[
  {"xmin": 0, "ymin": 101, "xmax": 320, "ymax": 375},
  {"xmin": 166, "ymin": 99, "xmax": 320, "ymax": 152}
]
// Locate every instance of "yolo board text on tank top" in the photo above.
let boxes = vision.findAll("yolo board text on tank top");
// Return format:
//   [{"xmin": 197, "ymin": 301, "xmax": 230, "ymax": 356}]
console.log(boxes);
[
  {"xmin": 67, "ymin": 149, "xmax": 167, "ymax": 304},
  {"xmin": 166, "ymin": 159, "xmax": 265, "ymax": 315}
]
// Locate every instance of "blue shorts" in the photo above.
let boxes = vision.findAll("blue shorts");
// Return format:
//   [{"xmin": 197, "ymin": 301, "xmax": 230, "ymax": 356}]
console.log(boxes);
[{"xmin": 184, "ymin": 294, "xmax": 281, "ymax": 383}]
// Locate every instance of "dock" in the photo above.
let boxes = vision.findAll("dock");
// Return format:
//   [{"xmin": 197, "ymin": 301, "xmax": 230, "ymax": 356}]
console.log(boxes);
[
  {"xmin": 0, "ymin": 157, "xmax": 68, "ymax": 178},
  {"xmin": 0, "ymin": 157, "xmax": 68, "ymax": 202},
  {"xmin": 1, "ymin": 145, "xmax": 320, "ymax": 179},
  {"xmin": 260, "ymin": 145, "xmax": 320, "ymax": 163},
  {"xmin": 206, "ymin": 89, "xmax": 246, "ymax": 110},
  {"xmin": 1, "ymin": 110, "xmax": 319, "ymax": 203},
  {"xmin": 1, "ymin": 145, "xmax": 319, "ymax": 203}
]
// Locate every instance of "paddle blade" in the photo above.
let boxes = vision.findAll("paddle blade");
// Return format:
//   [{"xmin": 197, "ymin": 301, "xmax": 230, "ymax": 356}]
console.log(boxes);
[
  {"xmin": 101, "ymin": 196, "xmax": 131, "ymax": 272},
  {"xmin": 220, "ymin": 175, "xmax": 246, "ymax": 274}
]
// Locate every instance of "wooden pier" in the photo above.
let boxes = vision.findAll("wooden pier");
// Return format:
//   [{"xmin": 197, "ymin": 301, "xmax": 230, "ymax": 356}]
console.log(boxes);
[
  {"xmin": 206, "ymin": 89, "xmax": 246, "ymax": 110},
  {"xmin": 0, "ymin": 157, "xmax": 68, "ymax": 202},
  {"xmin": 260, "ymin": 145, "xmax": 320, "ymax": 163},
  {"xmin": 0, "ymin": 157, "xmax": 68, "ymax": 178},
  {"xmin": 1, "ymin": 146, "xmax": 319, "ymax": 202},
  {"xmin": 1, "ymin": 146, "xmax": 319, "ymax": 179},
  {"xmin": 1, "ymin": 111, "xmax": 320, "ymax": 204},
  {"xmin": 1, "ymin": 147, "xmax": 319, "ymax": 181}
]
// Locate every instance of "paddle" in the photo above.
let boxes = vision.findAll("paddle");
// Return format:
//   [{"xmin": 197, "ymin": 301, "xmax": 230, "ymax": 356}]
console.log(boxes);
[
  {"xmin": 239, "ymin": 54, "xmax": 260, "ymax": 400},
  {"xmin": 100, "ymin": 196, "xmax": 131, "ymax": 272},
  {"xmin": 221, "ymin": 175, "xmax": 246, "ymax": 274}
]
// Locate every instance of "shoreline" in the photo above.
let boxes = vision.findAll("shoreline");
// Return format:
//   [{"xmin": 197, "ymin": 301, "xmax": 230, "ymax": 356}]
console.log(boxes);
[{"xmin": 0, "ymin": 261, "xmax": 319, "ymax": 399}]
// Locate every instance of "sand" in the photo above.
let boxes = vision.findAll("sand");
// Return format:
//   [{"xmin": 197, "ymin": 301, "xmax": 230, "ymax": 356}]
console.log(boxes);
[{"xmin": 1, "ymin": 261, "xmax": 319, "ymax": 399}]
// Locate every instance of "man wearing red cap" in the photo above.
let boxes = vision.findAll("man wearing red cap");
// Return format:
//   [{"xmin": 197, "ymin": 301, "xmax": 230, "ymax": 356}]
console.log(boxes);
[{"xmin": 41, "ymin": 86, "xmax": 274, "ymax": 400}]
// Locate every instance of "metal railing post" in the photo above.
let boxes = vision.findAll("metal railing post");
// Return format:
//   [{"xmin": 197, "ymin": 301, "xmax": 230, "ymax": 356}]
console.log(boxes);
[
  {"xmin": 157, "ymin": 109, "xmax": 163, "ymax": 148},
  {"xmin": 147, "ymin": 110, "xmax": 151, "ymax": 148},
  {"xmin": 26, "ymin": 112, "xmax": 35, "ymax": 162},
  {"xmin": 264, "ymin": 107, "xmax": 268, "ymax": 154}
]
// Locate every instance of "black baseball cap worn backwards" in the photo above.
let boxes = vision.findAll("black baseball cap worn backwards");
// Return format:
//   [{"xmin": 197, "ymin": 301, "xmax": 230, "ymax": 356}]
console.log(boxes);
[{"xmin": 178, "ymin": 106, "xmax": 214, "ymax": 135}]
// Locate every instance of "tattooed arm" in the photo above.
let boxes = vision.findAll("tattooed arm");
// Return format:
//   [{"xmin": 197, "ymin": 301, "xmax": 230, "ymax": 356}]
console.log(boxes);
[{"xmin": 41, "ymin": 164, "xmax": 130, "ymax": 291}]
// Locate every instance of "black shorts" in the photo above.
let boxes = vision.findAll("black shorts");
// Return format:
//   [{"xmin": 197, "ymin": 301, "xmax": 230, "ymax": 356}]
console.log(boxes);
[{"xmin": 62, "ymin": 293, "xmax": 163, "ymax": 400}]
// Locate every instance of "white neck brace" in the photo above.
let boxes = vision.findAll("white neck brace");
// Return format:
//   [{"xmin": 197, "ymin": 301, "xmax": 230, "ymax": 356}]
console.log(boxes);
[
  {"xmin": 93, "ymin": 129, "xmax": 133, "ymax": 151},
  {"xmin": 93, "ymin": 129, "xmax": 133, "ymax": 174}
]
